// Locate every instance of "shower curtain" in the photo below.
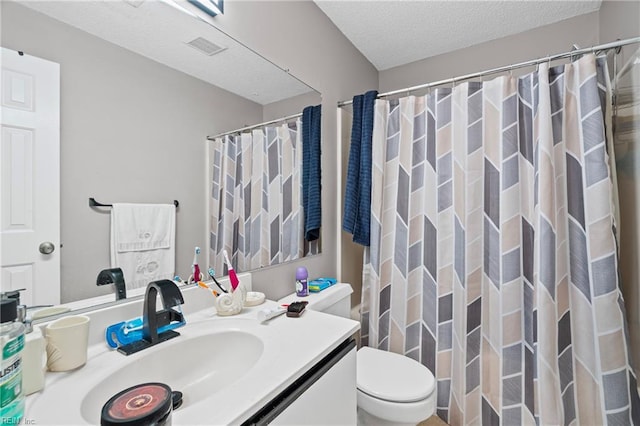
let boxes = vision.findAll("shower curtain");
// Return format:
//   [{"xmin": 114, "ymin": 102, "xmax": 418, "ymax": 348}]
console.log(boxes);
[
  {"xmin": 360, "ymin": 54, "xmax": 640, "ymax": 425},
  {"xmin": 209, "ymin": 120, "xmax": 315, "ymax": 274}
]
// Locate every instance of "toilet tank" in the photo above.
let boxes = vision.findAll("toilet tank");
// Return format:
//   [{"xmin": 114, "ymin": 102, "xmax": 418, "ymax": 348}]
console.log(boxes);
[{"xmin": 277, "ymin": 283, "xmax": 353, "ymax": 318}]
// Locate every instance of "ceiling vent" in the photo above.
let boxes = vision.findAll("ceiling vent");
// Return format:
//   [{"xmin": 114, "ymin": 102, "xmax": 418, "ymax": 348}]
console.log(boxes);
[{"xmin": 186, "ymin": 37, "xmax": 226, "ymax": 56}]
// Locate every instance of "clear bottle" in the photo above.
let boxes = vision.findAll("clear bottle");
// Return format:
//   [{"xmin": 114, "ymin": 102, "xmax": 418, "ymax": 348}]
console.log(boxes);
[{"xmin": 0, "ymin": 298, "xmax": 25, "ymax": 423}]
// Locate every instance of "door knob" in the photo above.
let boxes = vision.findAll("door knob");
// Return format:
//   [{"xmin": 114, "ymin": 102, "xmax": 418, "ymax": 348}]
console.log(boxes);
[{"xmin": 39, "ymin": 241, "xmax": 55, "ymax": 255}]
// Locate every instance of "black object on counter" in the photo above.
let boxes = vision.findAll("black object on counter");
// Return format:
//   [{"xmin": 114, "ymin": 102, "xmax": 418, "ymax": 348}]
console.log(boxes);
[{"xmin": 101, "ymin": 382, "xmax": 172, "ymax": 425}]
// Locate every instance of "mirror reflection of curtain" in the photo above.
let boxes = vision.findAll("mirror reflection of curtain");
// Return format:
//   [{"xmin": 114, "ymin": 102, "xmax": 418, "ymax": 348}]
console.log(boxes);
[
  {"xmin": 360, "ymin": 54, "xmax": 640, "ymax": 424},
  {"xmin": 210, "ymin": 120, "xmax": 316, "ymax": 274}
]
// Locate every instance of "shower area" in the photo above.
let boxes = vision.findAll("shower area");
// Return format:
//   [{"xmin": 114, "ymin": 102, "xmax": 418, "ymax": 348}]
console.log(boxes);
[
  {"xmin": 615, "ymin": 47, "xmax": 640, "ymax": 379},
  {"xmin": 339, "ymin": 37, "xmax": 640, "ymax": 425}
]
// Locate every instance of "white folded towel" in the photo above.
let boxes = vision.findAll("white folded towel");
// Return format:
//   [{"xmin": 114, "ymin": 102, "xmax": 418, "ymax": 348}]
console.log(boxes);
[{"xmin": 110, "ymin": 203, "xmax": 176, "ymax": 290}]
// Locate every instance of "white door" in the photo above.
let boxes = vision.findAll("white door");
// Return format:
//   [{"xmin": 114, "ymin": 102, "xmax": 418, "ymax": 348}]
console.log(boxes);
[{"xmin": 1, "ymin": 48, "xmax": 60, "ymax": 306}]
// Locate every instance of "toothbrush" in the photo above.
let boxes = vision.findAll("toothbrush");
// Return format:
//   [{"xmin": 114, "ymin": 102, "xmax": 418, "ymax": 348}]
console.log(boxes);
[
  {"xmin": 197, "ymin": 281, "xmax": 219, "ymax": 297},
  {"xmin": 192, "ymin": 247, "xmax": 202, "ymax": 282},
  {"xmin": 208, "ymin": 268, "xmax": 228, "ymax": 293},
  {"xmin": 223, "ymin": 249, "xmax": 239, "ymax": 291}
]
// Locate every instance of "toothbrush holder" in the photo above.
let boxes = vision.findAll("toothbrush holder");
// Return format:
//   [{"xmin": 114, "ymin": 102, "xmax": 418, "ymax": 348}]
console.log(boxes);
[{"xmin": 215, "ymin": 283, "xmax": 246, "ymax": 316}]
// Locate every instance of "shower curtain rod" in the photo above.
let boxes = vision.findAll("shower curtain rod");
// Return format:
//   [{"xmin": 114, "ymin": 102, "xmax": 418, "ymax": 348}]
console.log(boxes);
[
  {"xmin": 207, "ymin": 111, "xmax": 303, "ymax": 141},
  {"xmin": 337, "ymin": 36, "xmax": 640, "ymax": 107}
]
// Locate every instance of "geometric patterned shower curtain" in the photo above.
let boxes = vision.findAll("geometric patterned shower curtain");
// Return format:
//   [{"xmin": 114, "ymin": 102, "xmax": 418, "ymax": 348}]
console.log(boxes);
[
  {"xmin": 209, "ymin": 120, "xmax": 317, "ymax": 274},
  {"xmin": 360, "ymin": 54, "xmax": 640, "ymax": 425}
]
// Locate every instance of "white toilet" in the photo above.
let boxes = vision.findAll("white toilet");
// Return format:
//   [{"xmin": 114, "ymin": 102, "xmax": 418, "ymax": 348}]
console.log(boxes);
[{"xmin": 279, "ymin": 283, "xmax": 436, "ymax": 425}]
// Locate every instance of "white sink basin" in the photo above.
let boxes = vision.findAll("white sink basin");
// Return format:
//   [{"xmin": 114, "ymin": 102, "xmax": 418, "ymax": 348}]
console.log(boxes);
[
  {"xmin": 80, "ymin": 330, "xmax": 263, "ymax": 423},
  {"xmin": 26, "ymin": 304, "xmax": 359, "ymax": 425}
]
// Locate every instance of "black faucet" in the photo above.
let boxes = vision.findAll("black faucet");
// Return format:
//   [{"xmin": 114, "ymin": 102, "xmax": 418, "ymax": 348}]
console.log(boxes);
[
  {"xmin": 118, "ymin": 279, "xmax": 185, "ymax": 356},
  {"xmin": 97, "ymin": 268, "xmax": 127, "ymax": 300}
]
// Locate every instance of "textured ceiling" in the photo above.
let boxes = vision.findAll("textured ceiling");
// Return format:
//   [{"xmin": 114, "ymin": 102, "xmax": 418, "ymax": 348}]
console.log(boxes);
[
  {"xmin": 314, "ymin": 0, "xmax": 603, "ymax": 71},
  {"xmin": 20, "ymin": 0, "xmax": 314, "ymax": 105}
]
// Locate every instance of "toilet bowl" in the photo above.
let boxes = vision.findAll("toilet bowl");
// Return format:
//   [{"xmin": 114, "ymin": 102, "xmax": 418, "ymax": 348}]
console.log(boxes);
[
  {"xmin": 356, "ymin": 346, "xmax": 435, "ymax": 425},
  {"xmin": 279, "ymin": 284, "xmax": 437, "ymax": 425}
]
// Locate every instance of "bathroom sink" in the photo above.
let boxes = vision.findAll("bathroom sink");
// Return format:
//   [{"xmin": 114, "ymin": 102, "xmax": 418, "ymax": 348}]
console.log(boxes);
[
  {"xmin": 28, "ymin": 318, "xmax": 266, "ymax": 424},
  {"xmin": 80, "ymin": 330, "xmax": 263, "ymax": 423},
  {"xmin": 26, "ymin": 304, "xmax": 359, "ymax": 425}
]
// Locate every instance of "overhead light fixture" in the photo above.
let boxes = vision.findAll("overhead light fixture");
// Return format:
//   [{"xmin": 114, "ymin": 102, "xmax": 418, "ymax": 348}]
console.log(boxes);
[{"xmin": 188, "ymin": 0, "xmax": 223, "ymax": 17}]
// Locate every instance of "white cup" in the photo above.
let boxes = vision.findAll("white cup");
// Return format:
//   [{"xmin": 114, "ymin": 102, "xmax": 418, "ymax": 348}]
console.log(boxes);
[{"xmin": 45, "ymin": 315, "xmax": 90, "ymax": 372}]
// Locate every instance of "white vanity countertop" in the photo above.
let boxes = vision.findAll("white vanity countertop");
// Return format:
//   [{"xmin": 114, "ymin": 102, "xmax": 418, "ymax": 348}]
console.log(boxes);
[{"xmin": 25, "ymin": 300, "xmax": 359, "ymax": 425}]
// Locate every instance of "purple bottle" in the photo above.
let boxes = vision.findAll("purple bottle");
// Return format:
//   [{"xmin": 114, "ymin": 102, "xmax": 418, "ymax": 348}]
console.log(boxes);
[{"xmin": 295, "ymin": 267, "xmax": 309, "ymax": 297}]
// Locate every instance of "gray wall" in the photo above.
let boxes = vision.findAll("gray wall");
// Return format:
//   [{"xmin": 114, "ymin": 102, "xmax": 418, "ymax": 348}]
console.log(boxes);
[
  {"xmin": 263, "ymin": 91, "xmax": 322, "ymax": 123},
  {"xmin": 379, "ymin": 11, "xmax": 600, "ymax": 92},
  {"xmin": 600, "ymin": 0, "xmax": 640, "ymax": 44},
  {"xmin": 1, "ymin": 2, "xmax": 263, "ymax": 302},
  {"xmin": 211, "ymin": 1, "xmax": 379, "ymax": 300},
  {"xmin": 338, "ymin": 107, "xmax": 364, "ymax": 306},
  {"xmin": 599, "ymin": 0, "xmax": 640, "ymax": 74}
]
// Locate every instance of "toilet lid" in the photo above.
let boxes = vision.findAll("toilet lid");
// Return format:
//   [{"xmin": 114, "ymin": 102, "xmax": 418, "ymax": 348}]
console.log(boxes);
[{"xmin": 357, "ymin": 347, "xmax": 435, "ymax": 403}]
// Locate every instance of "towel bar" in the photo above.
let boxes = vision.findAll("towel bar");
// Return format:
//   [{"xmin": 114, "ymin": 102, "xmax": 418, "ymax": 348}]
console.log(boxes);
[{"xmin": 89, "ymin": 198, "xmax": 179, "ymax": 208}]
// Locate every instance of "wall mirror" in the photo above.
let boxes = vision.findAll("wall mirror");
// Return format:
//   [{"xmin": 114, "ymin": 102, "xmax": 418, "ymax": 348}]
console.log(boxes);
[{"xmin": 0, "ymin": 0, "xmax": 321, "ymax": 317}]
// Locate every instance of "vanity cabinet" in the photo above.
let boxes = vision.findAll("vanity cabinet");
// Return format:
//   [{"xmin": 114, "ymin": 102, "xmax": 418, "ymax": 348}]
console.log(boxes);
[{"xmin": 243, "ymin": 339, "xmax": 357, "ymax": 425}]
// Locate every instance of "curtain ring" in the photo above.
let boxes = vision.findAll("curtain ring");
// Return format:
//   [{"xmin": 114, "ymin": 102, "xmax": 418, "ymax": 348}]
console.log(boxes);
[{"xmin": 583, "ymin": 45, "xmax": 593, "ymax": 59}]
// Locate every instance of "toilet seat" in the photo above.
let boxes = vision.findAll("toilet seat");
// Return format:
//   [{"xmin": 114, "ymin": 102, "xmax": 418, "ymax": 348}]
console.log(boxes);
[
  {"xmin": 357, "ymin": 347, "xmax": 435, "ymax": 403},
  {"xmin": 357, "ymin": 388, "xmax": 435, "ymax": 424}
]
